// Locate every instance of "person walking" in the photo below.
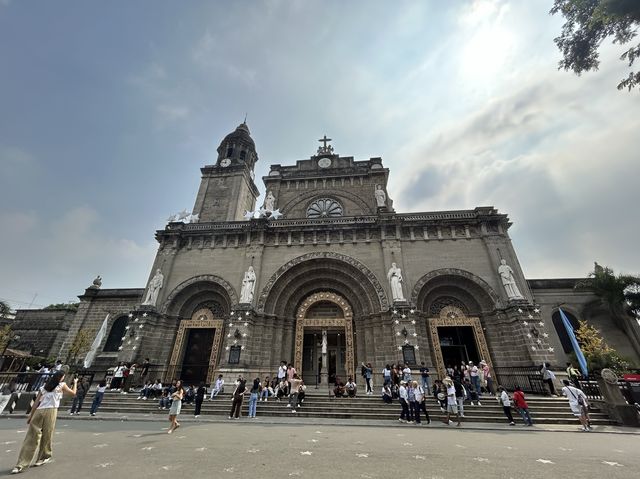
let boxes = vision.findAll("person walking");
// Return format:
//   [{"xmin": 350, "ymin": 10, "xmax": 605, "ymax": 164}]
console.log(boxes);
[
  {"xmin": 362, "ymin": 363, "xmax": 373, "ymax": 395},
  {"xmin": 540, "ymin": 363, "xmax": 558, "ymax": 397},
  {"xmin": 167, "ymin": 380, "xmax": 184, "ymax": 434},
  {"xmin": 248, "ymin": 378, "xmax": 260, "ymax": 418},
  {"xmin": 442, "ymin": 377, "xmax": 461, "ymax": 426},
  {"xmin": 69, "ymin": 376, "xmax": 90, "ymax": 415},
  {"xmin": 497, "ymin": 386, "xmax": 516, "ymax": 425},
  {"xmin": 414, "ymin": 380, "xmax": 430, "ymax": 424},
  {"xmin": 194, "ymin": 381, "xmax": 206, "ymax": 418},
  {"xmin": 561, "ymin": 379, "xmax": 591, "ymax": 431},
  {"xmin": 453, "ymin": 377, "xmax": 466, "ymax": 418},
  {"xmin": 513, "ymin": 386, "xmax": 533, "ymax": 426},
  {"xmin": 89, "ymin": 380, "xmax": 107, "ymax": 416},
  {"xmin": 229, "ymin": 378, "xmax": 246, "ymax": 419},
  {"xmin": 11, "ymin": 370, "xmax": 78, "ymax": 474},
  {"xmin": 288, "ymin": 374, "xmax": 302, "ymax": 413}
]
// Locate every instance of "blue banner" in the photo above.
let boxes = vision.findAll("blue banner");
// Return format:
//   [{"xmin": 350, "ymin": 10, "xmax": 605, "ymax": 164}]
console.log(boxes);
[{"xmin": 559, "ymin": 308, "xmax": 588, "ymax": 377}]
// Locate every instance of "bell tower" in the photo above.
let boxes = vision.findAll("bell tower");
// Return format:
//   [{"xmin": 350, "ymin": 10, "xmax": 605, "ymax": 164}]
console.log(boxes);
[{"xmin": 192, "ymin": 122, "xmax": 260, "ymax": 222}]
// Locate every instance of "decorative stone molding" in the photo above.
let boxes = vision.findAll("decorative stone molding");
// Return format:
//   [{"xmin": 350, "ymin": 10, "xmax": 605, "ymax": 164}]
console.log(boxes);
[
  {"xmin": 166, "ymin": 307, "xmax": 224, "ymax": 384},
  {"xmin": 293, "ymin": 292, "xmax": 355, "ymax": 380},
  {"xmin": 427, "ymin": 306, "xmax": 494, "ymax": 379},
  {"xmin": 160, "ymin": 274, "xmax": 238, "ymax": 314},
  {"xmin": 411, "ymin": 268, "xmax": 502, "ymax": 310},
  {"xmin": 257, "ymin": 252, "xmax": 388, "ymax": 312},
  {"xmin": 279, "ymin": 189, "xmax": 374, "ymax": 217}
]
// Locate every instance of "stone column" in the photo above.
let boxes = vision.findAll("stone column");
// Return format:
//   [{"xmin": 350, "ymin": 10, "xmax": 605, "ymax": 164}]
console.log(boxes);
[{"xmin": 320, "ymin": 329, "xmax": 328, "ymax": 387}]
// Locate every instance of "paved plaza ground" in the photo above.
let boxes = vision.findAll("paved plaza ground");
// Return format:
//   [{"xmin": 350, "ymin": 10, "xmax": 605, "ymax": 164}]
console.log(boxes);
[{"xmin": 0, "ymin": 417, "xmax": 638, "ymax": 478}]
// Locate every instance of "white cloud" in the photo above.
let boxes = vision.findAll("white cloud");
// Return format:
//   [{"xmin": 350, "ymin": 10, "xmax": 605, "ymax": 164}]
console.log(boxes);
[{"xmin": 0, "ymin": 206, "xmax": 156, "ymax": 309}]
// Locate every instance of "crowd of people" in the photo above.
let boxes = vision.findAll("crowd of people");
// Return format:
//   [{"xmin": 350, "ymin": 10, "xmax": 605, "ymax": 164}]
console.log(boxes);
[{"xmin": 3, "ymin": 358, "xmax": 597, "ymax": 474}]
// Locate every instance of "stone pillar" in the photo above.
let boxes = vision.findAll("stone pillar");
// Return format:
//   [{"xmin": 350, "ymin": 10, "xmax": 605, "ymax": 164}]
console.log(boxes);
[{"xmin": 320, "ymin": 329, "xmax": 328, "ymax": 388}]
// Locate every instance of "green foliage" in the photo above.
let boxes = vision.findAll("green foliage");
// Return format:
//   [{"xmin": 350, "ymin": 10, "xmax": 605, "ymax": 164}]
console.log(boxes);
[
  {"xmin": 67, "ymin": 329, "xmax": 93, "ymax": 364},
  {"xmin": 550, "ymin": 0, "xmax": 640, "ymax": 90},
  {"xmin": 574, "ymin": 320, "xmax": 631, "ymax": 373},
  {"xmin": 0, "ymin": 324, "xmax": 12, "ymax": 352},
  {"xmin": 576, "ymin": 262, "xmax": 640, "ymax": 319},
  {"xmin": 0, "ymin": 300, "xmax": 12, "ymax": 317},
  {"xmin": 44, "ymin": 302, "xmax": 79, "ymax": 311}
]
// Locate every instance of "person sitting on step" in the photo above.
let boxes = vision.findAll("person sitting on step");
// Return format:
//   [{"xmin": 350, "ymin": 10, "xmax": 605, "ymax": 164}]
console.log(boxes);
[
  {"xmin": 345, "ymin": 377, "xmax": 357, "ymax": 398},
  {"xmin": 333, "ymin": 377, "xmax": 346, "ymax": 398},
  {"xmin": 382, "ymin": 384, "xmax": 393, "ymax": 404}
]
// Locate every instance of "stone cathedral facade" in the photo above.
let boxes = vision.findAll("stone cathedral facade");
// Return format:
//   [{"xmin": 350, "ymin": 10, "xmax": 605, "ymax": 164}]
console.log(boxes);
[{"xmin": 10, "ymin": 123, "xmax": 640, "ymax": 384}]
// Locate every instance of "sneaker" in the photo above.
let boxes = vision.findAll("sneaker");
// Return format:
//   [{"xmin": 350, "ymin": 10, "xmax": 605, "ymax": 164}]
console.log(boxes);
[
  {"xmin": 34, "ymin": 458, "xmax": 53, "ymax": 467},
  {"xmin": 228, "ymin": 416, "xmax": 233, "ymax": 419},
  {"xmin": 470, "ymin": 402, "xmax": 475, "ymax": 406},
  {"xmin": 194, "ymin": 415, "xmax": 200, "ymax": 418},
  {"xmin": 287, "ymin": 404, "xmax": 291, "ymax": 408},
  {"xmin": 91, "ymin": 413, "xmax": 96, "ymax": 416},
  {"xmin": 10, "ymin": 467, "xmax": 24, "ymax": 474},
  {"xmin": 477, "ymin": 401, "xmax": 482, "ymax": 406},
  {"xmin": 509, "ymin": 422, "xmax": 515, "ymax": 426},
  {"xmin": 137, "ymin": 397, "xmax": 141, "ymax": 400},
  {"xmin": 291, "ymin": 409, "xmax": 296, "ymax": 413},
  {"xmin": 69, "ymin": 412, "xmax": 74, "ymax": 415},
  {"xmin": 75, "ymin": 412, "xmax": 80, "ymax": 416}
]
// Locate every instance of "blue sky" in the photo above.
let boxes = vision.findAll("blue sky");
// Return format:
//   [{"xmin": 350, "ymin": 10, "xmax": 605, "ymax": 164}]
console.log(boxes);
[{"xmin": 1, "ymin": 0, "xmax": 639, "ymax": 309}]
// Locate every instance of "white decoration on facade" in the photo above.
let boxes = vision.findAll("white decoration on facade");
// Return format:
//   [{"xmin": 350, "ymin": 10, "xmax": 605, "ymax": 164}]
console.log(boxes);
[
  {"xmin": 239, "ymin": 266, "xmax": 256, "ymax": 304},
  {"xmin": 387, "ymin": 263, "xmax": 405, "ymax": 302},
  {"xmin": 264, "ymin": 191, "xmax": 276, "ymax": 212},
  {"xmin": 374, "ymin": 185, "xmax": 386, "ymax": 207},
  {"xmin": 142, "ymin": 268, "xmax": 164, "ymax": 306},
  {"xmin": 84, "ymin": 313, "xmax": 109, "ymax": 368},
  {"xmin": 498, "ymin": 259, "xmax": 524, "ymax": 300}
]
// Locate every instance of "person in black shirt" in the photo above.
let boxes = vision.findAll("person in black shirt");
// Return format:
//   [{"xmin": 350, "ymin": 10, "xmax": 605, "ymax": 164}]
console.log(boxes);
[
  {"xmin": 194, "ymin": 382, "xmax": 207, "ymax": 417},
  {"xmin": 419, "ymin": 362, "xmax": 430, "ymax": 392}
]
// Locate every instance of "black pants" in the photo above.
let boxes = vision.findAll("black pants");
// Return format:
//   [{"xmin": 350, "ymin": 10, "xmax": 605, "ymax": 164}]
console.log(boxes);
[
  {"xmin": 399, "ymin": 398, "xmax": 409, "ymax": 420},
  {"xmin": 410, "ymin": 401, "xmax": 420, "ymax": 423},
  {"xmin": 70, "ymin": 391, "xmax": 86, "ymax": 413},
  {"xmin": 194, "ymin": 397, "xmax": 203, "ymax": 416},
  {"xmin": 419, "ymin": 400, "xmax": 430, "ymax": 423},
  {"xmin": 365, "ymin": 378, "xmax": 372, "ymax": 393},
  {"xmin": 503, "ymin": 405, "xmax": 514, "ymax": 423},
  {"xmin": 544, "ymin": 378, "xmax": 556, "ymax": 395},
  {"xmin": 230, "ymin": 396, "xmax": 243, "ymax": 418}
]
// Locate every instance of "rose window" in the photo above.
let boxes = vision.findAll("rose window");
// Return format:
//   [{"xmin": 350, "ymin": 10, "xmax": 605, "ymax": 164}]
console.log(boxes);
[{"xmin": 306, "ymin": 198, "xmax": 343, "ymax": 218}]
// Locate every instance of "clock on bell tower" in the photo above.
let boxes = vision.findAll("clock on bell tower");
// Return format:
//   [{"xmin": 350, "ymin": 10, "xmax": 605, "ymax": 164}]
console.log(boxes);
[{"xmin": 191, "ymin": 122, "xmax": 260, "ymax": 222}]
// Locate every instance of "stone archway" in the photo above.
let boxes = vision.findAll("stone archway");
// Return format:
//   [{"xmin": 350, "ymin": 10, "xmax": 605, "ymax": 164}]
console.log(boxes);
[
  {"xmin": 294, "ymin": 292, "xmax": 355, "ymax": 384},
  {"xmin": 412, "ymin": 268, "xmax": 502, "ymax": 314},
  {"xmin": 161, "ymin": 274, "xmax": 237, "ymax": 316},
  {"xmin": 257, "ymin": 252, "xmax": 388, "ymax": 314}
]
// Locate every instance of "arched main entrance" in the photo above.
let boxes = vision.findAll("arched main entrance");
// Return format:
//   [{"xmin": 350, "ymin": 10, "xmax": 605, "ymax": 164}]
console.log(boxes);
[{"xmin": 294, "ymin": 292, "xmax": 355, "ymax": 386}]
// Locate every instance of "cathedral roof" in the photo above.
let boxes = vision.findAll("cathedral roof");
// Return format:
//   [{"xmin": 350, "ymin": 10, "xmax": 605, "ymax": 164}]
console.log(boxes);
[{"xmin": 221, "ymin": 121, "xmax": 255, "ymax": 148}]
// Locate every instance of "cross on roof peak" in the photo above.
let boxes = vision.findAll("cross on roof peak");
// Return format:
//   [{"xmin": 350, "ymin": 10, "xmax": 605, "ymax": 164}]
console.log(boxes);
[{"xmin": 317, "ymin": 135, "xmax": 334, "ymax": 155}]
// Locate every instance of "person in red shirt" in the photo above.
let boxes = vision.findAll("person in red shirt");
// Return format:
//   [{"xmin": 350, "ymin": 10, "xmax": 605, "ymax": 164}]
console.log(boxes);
[{"xmin": 513, "ymin": 386, "xmax": 533, "ymax": 426}]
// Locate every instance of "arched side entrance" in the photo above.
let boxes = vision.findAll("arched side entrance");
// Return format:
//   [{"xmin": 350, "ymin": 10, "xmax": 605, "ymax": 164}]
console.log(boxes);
[
  {"xmin": 428, "ymin": 306, "xmax": 494, "ymax": 379},
  {"xmin": 294, "ymin": 292, "xmax": 355, "ymax": 385},
  {"xmin": 167, "ymin": 308, "xmax": 224, "ymax": 384}
]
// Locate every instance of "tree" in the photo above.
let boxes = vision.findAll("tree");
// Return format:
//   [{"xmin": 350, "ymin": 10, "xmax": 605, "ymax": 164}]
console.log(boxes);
[
  {"xmin": 44, "ymin": 302, "xmax": 79, "ymax": 311},
  {"xmin": 66, "ymin": 329, "xmax": 93, "ymax": 365},
  {"xmin": 0, "ymin": 325, "xmax": 12, "ymax": 353},
  {"xmin": 0, "ymin": 300, "xmax": 11, "ymax": 317},
  {"xmin": 550, "ymin": 0, "xmax": 640, "ymax": 90},
  {"xmin": 574, "ymin": 320, "xmax": 630, "ymax": 373},
  {"xmin": 576, "ymin": 262, "xmax": 640, "ymax": 322}
]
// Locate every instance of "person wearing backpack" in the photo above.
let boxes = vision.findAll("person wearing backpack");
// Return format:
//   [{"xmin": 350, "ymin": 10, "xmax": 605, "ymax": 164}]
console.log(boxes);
[
  {"xmin": 561, "ymin": 379, "xmax": 591, "ymax": 431},
  {"xmin": 497, "ymin": 386, "xmax": 515, "ymax": 425}
]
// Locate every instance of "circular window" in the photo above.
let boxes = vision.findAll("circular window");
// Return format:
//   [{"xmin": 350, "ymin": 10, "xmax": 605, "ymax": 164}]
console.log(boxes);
[{"xmin": 306, "ymin": 198, "xmax": 343, "ymax": 218}]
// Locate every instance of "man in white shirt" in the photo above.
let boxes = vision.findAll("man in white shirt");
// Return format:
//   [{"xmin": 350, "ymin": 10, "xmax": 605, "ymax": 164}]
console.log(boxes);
[
  {"xmin": 468, "ymin": 361, "xmax": 481, "ymax": 396},
  {"xmin": 442, "ymin": 377, "xmax": 461, "ymax": 426},
  {"xmin": 497, "ymin": 386, "xmax": 515, "ymax": 425},
  {"xmin": 398, "ymin": 381, "xmax": 410, "ymax": 423},
  {"xmin": 561, "ymin": 379, "xmax": 591, "ymax": 431}
]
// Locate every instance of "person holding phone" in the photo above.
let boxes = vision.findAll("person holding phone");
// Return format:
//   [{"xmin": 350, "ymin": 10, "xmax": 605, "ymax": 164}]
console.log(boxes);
[{"xmin": 12, "ymin": 370, "xmax": 77, "ymax": 474}]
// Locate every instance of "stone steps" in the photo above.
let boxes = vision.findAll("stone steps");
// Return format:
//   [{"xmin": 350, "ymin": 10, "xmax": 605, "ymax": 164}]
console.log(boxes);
[{"xmin": 79, "ymin": 392, "xmax": 614, "ymax": 425}]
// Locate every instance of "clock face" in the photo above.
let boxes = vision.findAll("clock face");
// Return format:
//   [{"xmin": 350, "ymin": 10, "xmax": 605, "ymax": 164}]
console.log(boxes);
[
  {"xmin": 318, "ymin": 157, "xmax": 332, "ymax": 168},
  {"xmin": 220, "ymin": 158, "xmax": 231, "ymax": 168}
]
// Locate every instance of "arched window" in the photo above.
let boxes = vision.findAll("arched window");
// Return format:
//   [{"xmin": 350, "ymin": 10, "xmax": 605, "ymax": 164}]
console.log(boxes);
[
  {"xmin": 239, "ymin": 150, "xmax": 247, "ymax": 160},
  {"xmin": 225, "ymin": 146, "xmax": 234, "ymax": 158},
  {"xmin": 103, "ymin": 316, "xmax": 128, "ymax": 352},
  {"xmin": 551, "ymin": 310, "xmax": 580, "ymax": 354}
]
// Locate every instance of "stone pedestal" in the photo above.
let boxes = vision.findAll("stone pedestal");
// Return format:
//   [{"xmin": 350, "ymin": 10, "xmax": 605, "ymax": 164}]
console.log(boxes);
[{"xmin": 597, "ymin": 369, "xmax": 640, "ymax": 427}]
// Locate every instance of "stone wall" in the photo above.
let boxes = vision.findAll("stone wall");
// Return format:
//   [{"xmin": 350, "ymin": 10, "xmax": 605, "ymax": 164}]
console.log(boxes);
[{"xmin": 10, "ymin": 308, "xmax": 76, "ymax": 359}]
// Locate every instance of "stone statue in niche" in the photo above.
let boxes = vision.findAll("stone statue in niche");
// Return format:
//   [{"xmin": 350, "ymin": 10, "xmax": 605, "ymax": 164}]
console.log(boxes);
[
  {"xmin": 264, "ymin": 191, "xmax": 276, "ymax": 211},
  {"xmin": 240, "ymin": 266, "xmax": 257, "ymax": 304},
  {"xmin": 142, "ymin": 268, "xmax": 164, "ymax": 306},
  {"xmin": 498, "ymin": 259, "xmax": 524, "ymax": 300},
  {"xmin": 387, "ymin": 262, "xmax": 405, "ymax": 302},
  {"xmin": 374, "ymin": 185, "xmax": 387, "ymax": 208},
  {"xmin": 322, "ymin": 330, "xmax": 328, "ymax": 354}
]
